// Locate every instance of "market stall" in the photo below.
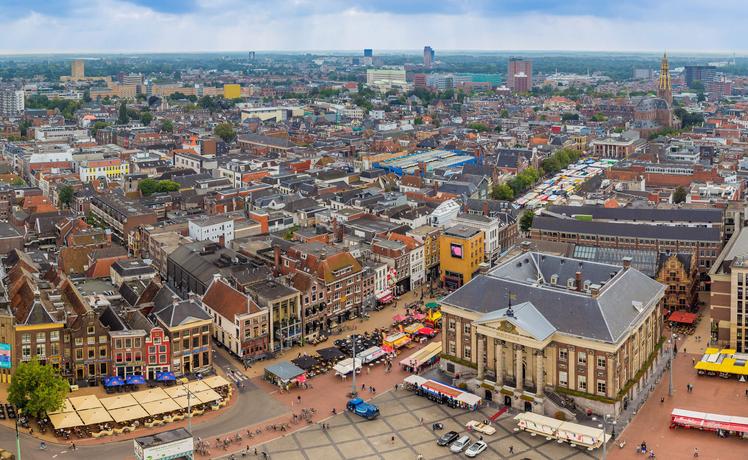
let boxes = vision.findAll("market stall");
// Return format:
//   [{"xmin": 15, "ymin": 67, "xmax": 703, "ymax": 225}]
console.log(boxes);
[
  {"xmin": 316, "ymin": 347, "xmax": 346, "ymax": 363},
  {"xmin": 78, "ymin": 408, "xmax": 113, "ymax": 426},
  {"xmin": 264, "ymin": 361, "xmax": 306, "ymax": 388},
  {"xmin": 399, "ymin": 342, "xmax": 441, "ymax": 372},
  {"xmin": 404, "ymin": 322, "xmax": 425, "ymax": 335},
  {"xmin": 291, "ymin": 355, "xmax": 319, "ymax": 371},
  {"xmin": 109, "ymin": 405, "xmax": 149, "ymax": 424},
  {"xmin": 404, "ymin": 376, "xmax": 482, "ymax": 410},
  {"xmin": 383, "ymin": 332, "xmax": 411, "ymax": 349},
  {"xmin": 48, "ymin": 399, "xmax": 75, "ymax": 415},
  {"xmin": 141, "ymin": 398, "xmax": 180, "ymax": 417},
  {"xmin": 202, "ymin": 375, "xmax": 230, "ymax": 389},
  {"xmin": 333, "ymin": 357, "xmax": 362, "ymax": 376},
  {"xmin": 69, "ymin": 395, "xmax": 103, "ymax": 411},
  {"xmin": 670, "ymin": 408, "xmax": 748, "ymax": 438},
  {"xmin": 668, "ymin": 311, "xmax": 697, "ymax": 324},
  {"xmin": 132, "ymin": 387, "xmax": 170, "ymax": 405},
  {"xmin": 100, "ymin": 394, "xmax": 138, "ymax": 411},
  {"xmin": 49, "ymin": 412, "xmax": 84, "ymax": 430},
  {"xmin": 376, "ymin": 289, "xmax": 394, "ymax": 305},
  {"xmin": 357, "ymin": 346, "xmax": 386, "ymax": 364}
]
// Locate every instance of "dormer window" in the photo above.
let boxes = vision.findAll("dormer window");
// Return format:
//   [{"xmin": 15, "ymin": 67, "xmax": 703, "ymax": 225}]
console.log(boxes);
[
  {"xmin": 567, "ymin": 278, "xmax": 575, "ymax": 289},
  {"xmin": 550, "ymin": 274, "xmax": 558, "ymax": 285}
]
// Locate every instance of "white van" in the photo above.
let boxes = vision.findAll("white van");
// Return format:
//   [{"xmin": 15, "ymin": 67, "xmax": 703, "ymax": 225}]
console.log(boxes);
[{"xmin": 449, "ymin": 435, "xmax": 471, "ymax": 453}]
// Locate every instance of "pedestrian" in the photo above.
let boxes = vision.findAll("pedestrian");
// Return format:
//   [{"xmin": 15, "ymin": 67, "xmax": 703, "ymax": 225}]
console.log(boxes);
[
  {"xmin": 693, "ymin": 447, "xmax": 699, "ymax": 457},
  {"xmin": 660, "ymin": 396, "xmax": 664, "ymax": 404},
  {"xmin": 649, "ymin": 449, "xmax": 655, "ymax": 459},
  {"xmin": 509, "ymin": 445, "xmax": 514, "ymax": 454},
  {"xmin": 71, "ymin": 442, "xmax": 76, "ymax": 450},
  {"xmin": 297, "ymin": 395, "xmax": 301, "ymax": 404},
  {"xmin": 362, "ymin": 383, "xmax": 366, "ymax": 391},
  {"xmin": 479, "ymin": 435, "xmax": 483, "ymax": 441},
  {"xmin": 373, "ymin": 387, "xmax": 376, "ymax": 394},
  {"xmin": 367, "ymin": 366, "xmax": 370, "ymax": 375},
  {"xmin": 692, "ymin": 358, "xmax": 695, "ymax": 365},
  {"xmin": 391, "ymin": 435, "xmax": 395, "ymax": 445}
]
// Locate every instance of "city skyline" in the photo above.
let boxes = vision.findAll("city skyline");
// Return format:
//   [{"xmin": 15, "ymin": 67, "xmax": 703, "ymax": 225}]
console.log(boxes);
[{"xmin": 0, "ymin": 0, "xmax": 747, "ymax": 54}]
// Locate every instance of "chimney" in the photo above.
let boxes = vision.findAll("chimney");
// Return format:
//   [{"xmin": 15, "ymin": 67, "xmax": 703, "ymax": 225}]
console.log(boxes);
[
  {"xmin": 213, "ymin": 273, "xmax": 222, "ymax": 283},
  {"xmin": 622, "ymin": 257, "xmax": 632, "ymax": 270},
  {"xmin": 482, "ymin": 201, "xmax": 489, "ymax": 216},
  {"xmin": 273, "ymin": 245, "xmax": 281, "ymax": 273},
  {"xmin": 575, "ymin": 271, "xmax": 583, "ymax": 291},
  {"xmin": 520, "ymin": 241, "xmax": 531, "ymax": 253}
]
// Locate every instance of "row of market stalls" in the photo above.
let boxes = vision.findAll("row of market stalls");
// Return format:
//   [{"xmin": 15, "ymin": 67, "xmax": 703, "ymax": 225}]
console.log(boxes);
[
  {"xmin": 694, "ymin": 348, "xmax": 748, "ymax": 380},
  {"xmin": 399, "ymin": 342, "xmax": 441, "ymax": 373},
  {"xmin": 670, "ymin": 409, "xmax": 748, "ymax": 439},
  {"xmin": 46, "ymin": 376, "xmax": 231, "ymax": 437},
  {"xmin": 514, "ymin": 412, "xmax": 609, "ymax": 450},
  {"xmin": 403, "ymin": 375, "xmax": 482, "ymax": 410},
  {"xmin": 516, "ymin": 159, "xmax": 616, "ymax": 210}
]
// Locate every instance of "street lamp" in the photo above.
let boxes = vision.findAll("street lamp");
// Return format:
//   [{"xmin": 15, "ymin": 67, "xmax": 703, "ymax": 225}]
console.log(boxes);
[
  {"xmin": 15, "ymin": 413, "xmax": 21, "ymax": 460},
  {"xmin": 668, "ymin": 333, "xmax": 675, "ymax": 397},
  {"xmin": 593, "ymin": 414, "xmax": 615, "ymax": 460},
  {"xmin": 350, "ymin": 339, "xmax": 358, "ymax": 398},
  {"xmin": 182, "ymin": 383, "xmax": 197, "ymax": 434}
]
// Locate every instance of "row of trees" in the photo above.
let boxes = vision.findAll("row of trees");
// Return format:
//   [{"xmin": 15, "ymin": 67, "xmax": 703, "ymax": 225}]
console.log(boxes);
[
  {"xmin": 542, "ymin": 148, "xmax": 582, "ymax": 175},
  {"xmin": 491, "ymin": 148, "xmax": 582, "ymax": 202},
  {"xmin": 138, "ymin": 179, "xmax": 180, "ymax": 196}
]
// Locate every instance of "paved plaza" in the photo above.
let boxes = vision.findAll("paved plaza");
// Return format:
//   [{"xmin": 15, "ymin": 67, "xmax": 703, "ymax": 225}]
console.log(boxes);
[{"xmin": 254, "ymin": 389, "xmax": 597, "ymax": 460}]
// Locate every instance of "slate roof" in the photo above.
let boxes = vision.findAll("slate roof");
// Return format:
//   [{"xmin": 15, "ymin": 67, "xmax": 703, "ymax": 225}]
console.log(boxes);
[
  {"xmin": 474, "ymin": 302, "xmax": 556, "ymax": 341},
  {"xmin": 545, "ymin": 205, "xmax": 723, "ymax": 224},
  {"xmin": 442, "ymin": 251, "xmax": 666, "ymax": 343},
  {"xmin": 532, "ymin": 216, "xmax": 721, "ymax": 242},
  {"xmin": 152, "ymin": 299, "xmax": 210, "ymax": 328}
]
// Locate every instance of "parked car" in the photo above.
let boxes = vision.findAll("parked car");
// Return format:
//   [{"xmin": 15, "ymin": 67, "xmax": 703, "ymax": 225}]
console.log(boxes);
[
  {"xmin": 465, "ymin": 440, "xmax": 488, "ymax": 458},
  {"xmin": 449, "ymin": 435, "xmax": 471, "ymax": 453},
  {"xmin": 346, "ymin": 397, "xmax": 379, "ymax": 420},
  {"xmin": 436, "ymin": 430, "xmax": 460, "ymax": 446},
  {"xmin": 466, "ymin": 420, "xmax": 496, "ymax": 435}
]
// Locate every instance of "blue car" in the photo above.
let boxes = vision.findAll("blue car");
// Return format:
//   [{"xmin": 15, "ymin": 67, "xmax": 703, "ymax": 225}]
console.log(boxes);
[{"xmin": 346, "ymin": 397, "xmax": 380, "ymax": 420}]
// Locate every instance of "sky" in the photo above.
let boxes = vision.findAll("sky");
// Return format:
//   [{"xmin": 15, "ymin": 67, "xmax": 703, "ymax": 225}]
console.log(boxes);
[{"xmin": 0, "ymin": 0, "xmax": 743, "ymax": 54}]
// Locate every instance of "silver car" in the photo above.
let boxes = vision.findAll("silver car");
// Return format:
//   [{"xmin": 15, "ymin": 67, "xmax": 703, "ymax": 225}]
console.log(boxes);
[
  {"xmin": 449, "ymin": 435, "xmax": 471, "ymax": 453},
  {"xmin": 465, "ymin": 440, "xmax": 488, "ymax": 458}
]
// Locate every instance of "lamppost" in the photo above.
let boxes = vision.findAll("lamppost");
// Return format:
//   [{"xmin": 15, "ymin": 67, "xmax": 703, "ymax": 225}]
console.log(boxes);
[
  {"xmin": 668, "ymin": 333, "xmax": 675, "ymax": 397},
  {"xmin": 593, "ymin": 414, "xmax": 615, "ymax": 460},
  {"xmin": 182, "ymin": 383, "xmax": 197, "ymax": 434},
  {"xmin": 350, "ymin": 339, "xmax": 357, "ymax": 398},
  {"xmin": 15, "ymin": 412, "xmax": 21, "ymax": 460}
]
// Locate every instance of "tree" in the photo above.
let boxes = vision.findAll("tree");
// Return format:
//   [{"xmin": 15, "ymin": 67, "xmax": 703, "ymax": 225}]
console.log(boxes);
[
  {"xmin": 467, "ymin": 122, "xmax": 489, "ymax": 132},
  {"xmin": 161, "ymin": 119, "xmax": 174, "ymax": 133},
  {"xmin": 140, "ymin": 112, "xmax": 153, "ymax": 126},
  {"xmin": 500, "ymin": 109, "xmax": 509, "ymax": 118},
  {"xmin": 90, "ymin": 121, "xmax": 110, "ymax": 136},
  {"xmin": 673, "ymin": 186, "xmax": 688, "ymax": 204},
  {"xmin": 520, "ymin": 210, "xmax": 535, "ymax": 233},
  {"xmin": 561, "ymin": 112, "xmax": 580, "ymax": 121},
  {"xmin": 58, "ymin": 185, "xmax": 74, "ymax": 208},
  {"xmin": 158, "ymin": 180, "xmax": 180, "ymax": 193},
  {"xmin": 214, "ymin": 122, "xmax": 236, "ymax": 143},
  {"xmin": 8, "ymin": 359, "xmax": 69, "ymax": 418},
  {"xmin": 118, "ymin": 102, "xmax": 129, "ymax": 124},
  {"xmin": 689, "ymin": 80, "xmax": 705, "ymax": 92},
  {"xmin": 491, "ymin": 183, "xmax": 514, "ymax": 201},
  {"xmin": 138, "ymin": 178, "xmax": 159, "ymax": 196}
]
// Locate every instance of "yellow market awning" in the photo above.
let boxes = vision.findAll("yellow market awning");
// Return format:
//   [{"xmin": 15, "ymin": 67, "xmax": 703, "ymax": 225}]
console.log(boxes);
[
  {"xmin": 100, "ymin": 394, "xmax": 139, "ymax": 411},
  {"xmin": 203, "ymin": 375, "xmax": 230, "ymax": 389},
  {"xmin": 141, "ymin": 398, "xmax": 180, "ymax": 416},
  {"xmin": 48, "ymin": 399, "xmax": 74, "ymax": 415},
  {"xmin": 194, "ymin": 389, "xmax": 222, "ymax": 404},
  {"xmin": 69, "ymin": 395, "xmax": 103, "ymax": 411},
  {"xmin": 78, "ymin": 408, "xmax": 113, "ymax": 426},
  {"xmin": 131, "ymin": 387, "xmax": 170, "ymax": 405},
  {"xmin": 49, "ymin": 412, "xmax": 84, "ymax": 429},
  {"xmin": 108, "ymin": 405, "xmax": 149, "ymax": 424}
]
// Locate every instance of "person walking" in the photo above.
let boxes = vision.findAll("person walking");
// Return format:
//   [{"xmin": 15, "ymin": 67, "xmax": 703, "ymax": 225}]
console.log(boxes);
[
  {"xmin": 509, "ymin": 445, "xmax": 514, "ymax": 454},
  {"xmin": 391, "ymin": 435, "xmax": 396, "ymax": 445},
  {"xmin": 693, "ymin": 447, "xmax": 699, "ymax": 457}
]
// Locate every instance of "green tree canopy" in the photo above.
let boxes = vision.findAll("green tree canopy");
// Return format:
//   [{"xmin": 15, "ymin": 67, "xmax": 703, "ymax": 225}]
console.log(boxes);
[
  {"xmin": 161, "ymin": 119, "xmax": 174, "ymax": 133},
  {"xmin": 140, "ymin": 112, "xmax": 153, "ymax": 126},
  {"xmin": 139, "ymin": 179, "xmax": 181, "ymax": 196},
  {"xmin": 673, "ymin": 186, "xmax": 688, "ymax": 204},
  {"xmin": 520, "ymin": 210, "xmax": 536, "ymax": 233},
  {"xmin": 118, "ymin": 102, "xmax": 129, "ymax": 124},
  {"xmin": 491, "ymin": 183, "xmax": 514, "ymax": 201},
  {"xmin": 214, "ymin": 122, "xmax": 237, "ymax": 143},
  {"xmin": 58, "ymin": 185, "xmax": 74, "ymax": 208},
  {"xmin": 467, "ymin": 122, "xmax": 489, "ymax": 132},
  {"xmin": 8, "ymin": 359, "xmax": 69, "ymax": 418}
]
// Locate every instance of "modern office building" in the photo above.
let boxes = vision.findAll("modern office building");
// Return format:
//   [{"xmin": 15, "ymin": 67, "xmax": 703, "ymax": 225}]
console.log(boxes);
[
  {"xmin": 439, "ymin": 225, "xmax": 484, "ymax": 290},
  {"xmin": 423, "ymin": 46, "xmax": 435, "ymax": 68},
  {"xmin": 366, "ymin": 68, "xmax": 407, "ymax": 86},
  {"xmin": 71, "ymin": 59, "xmax": 85, "ymax": 80},
  {"xmin": 684, "ymin": 65, "xmax": 717, "ymax": 87},
  {"xmin": 364, "ymin": 49, "xmax": 373, "ymax": 57},
  {"xmin": 507, "ymin": 58, "xmax": 532, "ymax": 92},
  {"xmin": 709, "ymin": 227, "xmax": 748, "ymax": 352}
]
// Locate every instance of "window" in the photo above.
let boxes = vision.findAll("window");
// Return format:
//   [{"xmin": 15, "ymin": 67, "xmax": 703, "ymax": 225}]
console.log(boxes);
[
  {"xmin": 159, "ymin": 345, "xmax": 166, "ymax": 353},
  {"xmin": 449, "ymin": 341, "xmax": 456, "ymax": 355},
  {"xmin": 597, "ymin": 381, "xmax": 607, "ymax": 395},
  {"xmin": 597, "ymin": 356, "xmax": 606, "ymax": 369},
  {"xmin": 134, "ymin": 338, "xmax": 142, "ymax": 348},
  {"xmin": 577, "ymin": 375, "xmax": 587, "ymax": 391},
  {"xmin": 36, "ymin": 332, "xmax": 46, "ymax": 342},
  {"xmin": 135, "ymin": 352, "xmax": 142, "ymax": 362},
  {"xmin": 36, "ymin": 344, "xmax": 45, "ymax": 357},
  {"xmin": 115, "ymin": 339, "xmax": 123, "ymax": 349},
  {"xmin": 159, "ymin": 354, "xmax": 167, "ymax": 364},
  {"xmin": 99, "ymin": 335, "xmax": 107, "ymax": 344},
  {"xmin": 559, "ymin": 371, "xmax": 568, "ymax": 387},
  {"xmin": 125, "ymin": 338, "xmax": 132, "ymax": 348},
  {"xmin": 559, "ymin": 349, "xmax": 568, "ymax": 361},
  {"xmin": 50, "ymin": 331, "xmax": 60, "ymax": 342},
  {"xmin": 22, "ymin": 345, "xmax": 31, "ymax": 358},
  {"xmin": 75, "ymin": 349, "xmax": 83, "ymax": 360},
  {"xmin": 448, "ymin": 320, "xmax": 456, "ymax": 331},
  {"xmin": 577, "ymin": 352, "xmax": 587, "ymax": 365},
  {"xmin": 50, "ymin": 343, "xmax": 60, "ymax": 356},
  {"xmin": 463, "ymin": 323, "xmax": 471, "ymax": 335},
  {"xmin": 463, "ymin": 346, "xmax": 472, "ymax": 359},
  {"xmin": 21, "ymin": 333, "xmax": 31, "ymax": 344},
  {"xmin": 116, "ymin": 353, "xmax": 123, "ymax": 363},
  {"xmin": 87, "ymin": 326, "xmax": 95, "ymax": 335},
  {"xmin": 99, "ymin": 347, "xmax": 107, "ymax": 358},
  {"xmin": 87, "ymin": 349, "xmax": 95, "ymax": 359},
  {"xmin": 148, "ymin": 346, "xmax": 155, "ymax": 354},
  {"xmin": 149, "ymin": 355, "xmax": 156, "ymax": 364}
]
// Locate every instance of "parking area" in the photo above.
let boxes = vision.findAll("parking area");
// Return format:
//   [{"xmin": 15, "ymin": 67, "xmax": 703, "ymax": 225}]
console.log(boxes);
[{"xmin": 259, "ymin": 389, "xmax": 597, "ymax": 460}]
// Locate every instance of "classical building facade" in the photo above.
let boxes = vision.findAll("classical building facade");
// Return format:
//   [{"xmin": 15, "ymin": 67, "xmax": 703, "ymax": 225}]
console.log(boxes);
[{"xmin": 440, "ymin": 249, "xmax": 665, "ymax": 414}]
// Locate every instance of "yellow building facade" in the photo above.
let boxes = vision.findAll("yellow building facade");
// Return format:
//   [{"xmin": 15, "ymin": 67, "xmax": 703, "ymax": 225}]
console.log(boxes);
[
  {"xmin": 439, "ymin": 225, "xmax": 484, "ymax": 290},
  {"xmin": 223, "ymin": 84, "xmax": 242, "ymax": 100}
]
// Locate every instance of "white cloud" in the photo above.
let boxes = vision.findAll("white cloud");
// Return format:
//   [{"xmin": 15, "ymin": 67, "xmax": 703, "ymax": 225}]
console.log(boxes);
[{"xmin": 0, "ymin": 0, "xmax": 742, "ymax": 54}]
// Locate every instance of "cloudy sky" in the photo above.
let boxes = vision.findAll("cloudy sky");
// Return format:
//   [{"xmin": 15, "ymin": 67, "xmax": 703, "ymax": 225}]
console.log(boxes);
[{"xmin": 0, "ymin": 0, "xmax": 742, "ymax": 54}]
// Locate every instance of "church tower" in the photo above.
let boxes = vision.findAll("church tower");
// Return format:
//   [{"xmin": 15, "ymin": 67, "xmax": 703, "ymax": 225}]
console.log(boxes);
[{"xmin": 658, "ymin": 52, "xmax": 672, "ymax": 105}]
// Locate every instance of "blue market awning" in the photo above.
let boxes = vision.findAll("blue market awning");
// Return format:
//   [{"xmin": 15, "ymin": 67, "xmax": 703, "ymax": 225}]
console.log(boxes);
[
  {"xmin": 104, "ymin": 376, "xmax": 125, "ymax": 387},
  {"xmin": 155, "ymin": 371, "xmax": 176, "ymax": 382},
  {"xmin": 125, "ymin": 374, "xmax": 146, "ymax": 385}
]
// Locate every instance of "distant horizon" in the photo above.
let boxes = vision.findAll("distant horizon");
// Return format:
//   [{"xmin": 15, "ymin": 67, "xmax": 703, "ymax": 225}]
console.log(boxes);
[{"xmin": 0, "ymin": 1, "xmax": 745, "ymax": 55}]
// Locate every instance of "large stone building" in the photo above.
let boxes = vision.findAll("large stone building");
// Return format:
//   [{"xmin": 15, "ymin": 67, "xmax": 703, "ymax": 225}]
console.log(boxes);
[
  {"xmin": 709, "ymin": 227, "xmax": 748, "ymax": 352},
  {"xmin": 439, "ymin": 248, "xmax": 665, "ymax": 414}
]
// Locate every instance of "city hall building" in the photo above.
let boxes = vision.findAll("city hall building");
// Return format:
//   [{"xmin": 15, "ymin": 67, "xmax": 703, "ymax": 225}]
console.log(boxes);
[{"xmin": 440, "ymin": 246, "xmax": 665, "ymax": 415}]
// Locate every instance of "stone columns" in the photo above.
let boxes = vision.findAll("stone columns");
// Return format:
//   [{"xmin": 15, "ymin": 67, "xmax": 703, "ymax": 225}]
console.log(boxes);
[
  {"xmin": 514, "ymin": 345, "xmax": 524, "ymax": 391},
  {"xmin": 477, "ymin": 335, "xmax": 485, "ymax": 379},
  {"xmin": 495, "ymin": 340, "xmax": 504, "ymax": 385},
  {"xmin": 535, "ymin": 349, "xmax": 545, "ymax": 396}
]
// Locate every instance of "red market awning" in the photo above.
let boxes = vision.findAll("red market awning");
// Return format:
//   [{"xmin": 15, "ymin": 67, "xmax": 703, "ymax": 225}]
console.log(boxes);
[
  {"xmin": 381, "ymin": 345, "xmax": 394, "ymax": 353},
  {"xmin": 417, "ymin": 327, "xmax": 435, "ymax": 336},
  {"xmin": 392, "ymin": 314, "xmax": 407, "ymax": 322},
  {"xmin": 668, "ymin": 311, "xmax": 697, "ymax": 324}
]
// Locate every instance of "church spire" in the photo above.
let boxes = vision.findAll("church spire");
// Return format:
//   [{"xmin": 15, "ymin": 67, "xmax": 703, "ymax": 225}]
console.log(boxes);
[{"xmin": 658, "ymin": 52, "xmax": 672, "ymax": 105}]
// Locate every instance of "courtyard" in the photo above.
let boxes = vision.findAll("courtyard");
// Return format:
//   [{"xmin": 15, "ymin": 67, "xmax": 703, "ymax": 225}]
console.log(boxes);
[{"xmin": 246, "ymin": 389, "xmax": 598, "ymax": 460}]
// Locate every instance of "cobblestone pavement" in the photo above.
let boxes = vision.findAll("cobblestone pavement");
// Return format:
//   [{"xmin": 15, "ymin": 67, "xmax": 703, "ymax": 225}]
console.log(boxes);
[{"xmin": 226, "ymin": 389, "xmax": 598, "ymax": 460}]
